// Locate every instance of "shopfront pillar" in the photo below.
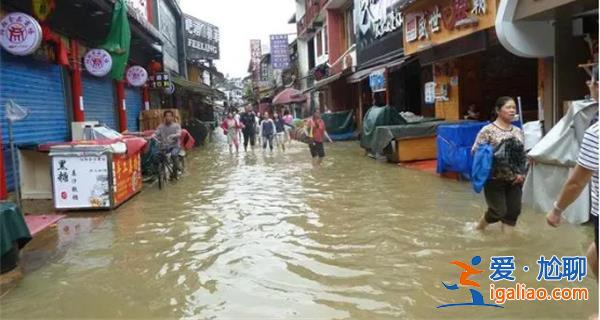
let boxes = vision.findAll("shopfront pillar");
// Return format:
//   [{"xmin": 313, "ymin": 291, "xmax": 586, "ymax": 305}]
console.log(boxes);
[
  {"xmin": 142, "ymin": 86, "xmax": 150, "ymax": 111},
  {"xmin": 0, "ymin": 127, "xmax": 7, "ymax": 200},
  {"xmin": 116, "ymin": 80, "xmax": 127, "ymax": 132},
  {"xmin": 69, "ymin": 39, "xmax": 85, "ymax": 122},
  {"xmin": 357, "ymin": 84, "xmax": 363, "ymax": 131}
]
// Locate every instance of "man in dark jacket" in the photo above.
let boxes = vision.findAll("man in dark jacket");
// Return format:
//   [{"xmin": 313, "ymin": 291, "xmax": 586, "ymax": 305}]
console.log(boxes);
[{"xmin": 240, "ymin": 106, "xmax": 257, "ymax": 151}]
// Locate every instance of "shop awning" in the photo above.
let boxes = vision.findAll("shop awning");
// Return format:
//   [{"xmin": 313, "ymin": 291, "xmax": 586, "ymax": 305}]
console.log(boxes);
[
  {"xmin": 315, "ymin": 72, "xmax": 343, "ymax": 89},
  {"xmin": 302, "ymin": 68, "xmax": 353, "ymax": 93},
  {"xmin": 347, "ymin": 56, "xmax": 411, "ymax": 83},
  {"xmin": 172, "ymin": 77, "xmax": 214, "ymax": 96},
  {"xmin": 273, "ymin": 88, "xmax": 307, "ymax": 105}
]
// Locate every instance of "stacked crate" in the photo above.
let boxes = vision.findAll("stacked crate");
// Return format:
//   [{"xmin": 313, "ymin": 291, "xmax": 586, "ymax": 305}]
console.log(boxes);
[{"xmin": 139, "ymin": 109, "xmax": 181, "ymax": 131}]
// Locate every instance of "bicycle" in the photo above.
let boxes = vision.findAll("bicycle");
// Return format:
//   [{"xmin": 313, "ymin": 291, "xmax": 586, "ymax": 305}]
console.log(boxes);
[{"xmin": 154, "ymin": 140, "xmax": 184, "ymax": 190}]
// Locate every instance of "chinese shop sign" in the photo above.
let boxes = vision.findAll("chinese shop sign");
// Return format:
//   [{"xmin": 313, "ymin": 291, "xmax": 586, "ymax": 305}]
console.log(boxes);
[{"xmin": 403, "ymin": 0, "xmax": 496, "ymax": 55}]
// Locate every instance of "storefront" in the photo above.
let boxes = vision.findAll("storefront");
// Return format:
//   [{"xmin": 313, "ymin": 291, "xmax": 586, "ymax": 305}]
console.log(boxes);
[
  {"xmin": 403, "ymin": 0, "xmax": 538, "ymax": 122},
  {"xmin": 181, "ymin": 14, "xmax": 221, "ymax": 123},
  {"xmin": 349, "ymin": 0, "xmax": 416, "ymax": 127},
  {"xmin": 0, "ymin": 0, "xmax": 161, "ymax": 193},
  {"xmin": 495, "ymin": 0, "xmax": 598, "ymax": 128},
  {"xmin": 0, "ymin": 53, "xmax": 70, "ymax": 190},
  {"xmin": 82, "ymin": 73, "xmax": 118, "ymax": 130},
  {"xmin": 125, "ymin": 86, "xmax": 143, "ymax": 132}
]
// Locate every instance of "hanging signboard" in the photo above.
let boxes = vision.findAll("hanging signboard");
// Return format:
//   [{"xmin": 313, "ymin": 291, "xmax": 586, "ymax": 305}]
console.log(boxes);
[
  {"xmin": 403, "ymin": 0, "xmax": 495, "ymax": 55},
  {"xmin": 269, "ymin": 34, "xmax": 290, "ymax": 70},
  {"xmin": 250, "ymin": 39, "xmax": 262, "ymax": 81},
  {"xmin": 424, "ymin": 81, "xmax": 436, "ymax": 104},
  {"xmin": 148, "ymin": 72, "xmax": 171, "ymax": 89},
  {"xmin": 52, "ymin": 155, "xmax": 111, "ymax": 209},
  {"xmin": 405, "ymin": 13, "xmax": 418, "ymax": 42},
  {"xmin": 369, "ymin": 69, "xmax": 386, "ymax": 92},
  {"xmin": 0, "ymin": 12, "xmax": 43, "ymax": 56},
  {"xmin": 354, "ymin": 0, "xmax": 404, "ymax": 68},
  {"xmin": 84, "ymin": 49, "xmax": 113, "ymax": 77},
  {"xmin": 126, "ymin": 66, "xmax": 148, "ymax": 87},
  {"xmin": 184, "ymin": 14, "xmax": 220, "ymax": 60},
  {"xmin": 158, "ymin": 0, "xmax": 180, "ymax": 73}
]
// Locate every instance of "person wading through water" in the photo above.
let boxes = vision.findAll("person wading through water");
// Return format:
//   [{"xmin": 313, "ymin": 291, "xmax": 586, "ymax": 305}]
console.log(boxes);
[
  {"xmin": 240, "ymin": 106, "xmax": 257, "ymax": 152},
  {"xmin": 304, "ymin": 110, "xmax": 333, "ymax": 166},
  {"xmin": 471, "ymin": 97, "xmax": 527, "ymax": 233}
]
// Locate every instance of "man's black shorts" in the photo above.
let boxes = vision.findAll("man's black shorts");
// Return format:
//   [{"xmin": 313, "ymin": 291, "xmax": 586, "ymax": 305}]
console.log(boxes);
[{"xmin": 309, "ymin": 142, "xmax": 325, "ymax": 158}]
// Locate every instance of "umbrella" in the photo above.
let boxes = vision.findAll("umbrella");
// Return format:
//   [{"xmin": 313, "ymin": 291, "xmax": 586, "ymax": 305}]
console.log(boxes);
[{"xmin": 272, "ymin": 88, "xmax": 307, "ymax": 105}]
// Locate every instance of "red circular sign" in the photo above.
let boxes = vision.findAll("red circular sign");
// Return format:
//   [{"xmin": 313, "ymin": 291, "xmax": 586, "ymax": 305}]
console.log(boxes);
[{"xmin": 61, "ymin": 191, "xmax": 68, "ymax": 199}]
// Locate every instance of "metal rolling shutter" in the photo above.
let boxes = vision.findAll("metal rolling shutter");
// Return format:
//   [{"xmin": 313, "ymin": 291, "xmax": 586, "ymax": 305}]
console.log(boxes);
[
  {"xmin": 125, "ymin": 87, "xmax": 142, "ymax": 132},
  {"xmin": 0, "ymin": 54, "xmax": 69, "ymax": 190},
  {"xmin": 82, "ymin": 74, "xmax": 117, "ymax": 130}
]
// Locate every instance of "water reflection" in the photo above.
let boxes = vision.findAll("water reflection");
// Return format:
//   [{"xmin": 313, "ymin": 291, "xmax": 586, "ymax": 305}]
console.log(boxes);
[{"xmin": 1, "ymin": 138, "xmax": 597, "ymax": 319}]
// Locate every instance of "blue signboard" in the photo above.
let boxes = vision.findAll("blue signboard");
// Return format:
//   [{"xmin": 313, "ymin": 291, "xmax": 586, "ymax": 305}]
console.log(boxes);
[
  {"xmin": 369, "ymin": 69, "xmax": 386, "ymax": 92},
  {"xmin": 270, "ymin": 34, "xmax": 290, "ymax": 70}
]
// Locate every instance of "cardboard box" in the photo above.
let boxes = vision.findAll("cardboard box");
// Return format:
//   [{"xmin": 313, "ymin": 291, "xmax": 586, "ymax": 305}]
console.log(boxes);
[{"xmin": 140, "ymin": 109, "xmax": 181, "ymax": 131}]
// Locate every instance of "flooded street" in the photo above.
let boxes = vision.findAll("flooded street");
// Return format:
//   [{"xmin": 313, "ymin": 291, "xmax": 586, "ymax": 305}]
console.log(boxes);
[{"xmin": 1, "ymin": 137, "xmax": 597, "ymax": 319}]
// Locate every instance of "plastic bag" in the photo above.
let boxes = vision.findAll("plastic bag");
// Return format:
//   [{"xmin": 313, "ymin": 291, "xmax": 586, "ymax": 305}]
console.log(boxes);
[{"xmin": 5, "ymin": 100, "xmax": 29, "ymax": 122}]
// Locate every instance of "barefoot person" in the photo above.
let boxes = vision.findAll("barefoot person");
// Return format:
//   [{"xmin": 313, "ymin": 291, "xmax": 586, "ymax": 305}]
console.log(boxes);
[
  {"xmin": 472, "ymin": 97, "xmax": 527, "ymax": 232},
  {"xmin": 546, "ymin": 66, "xmax": 599, "ymax": 279},
  {"xmin": 305, "ymin": 110, "xmax": 333, "ymax": 166}
]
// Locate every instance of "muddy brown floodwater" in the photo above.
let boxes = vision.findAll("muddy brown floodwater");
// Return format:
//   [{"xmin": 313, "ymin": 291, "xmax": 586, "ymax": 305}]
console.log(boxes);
[{"xmin": 0, "ymin": 137, "xmax": 597, "ymax": 319}]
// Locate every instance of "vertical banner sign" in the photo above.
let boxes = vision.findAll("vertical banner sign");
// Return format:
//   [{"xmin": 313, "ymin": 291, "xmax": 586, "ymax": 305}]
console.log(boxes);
[
  {"xmin": 113, "ymin": 154, "xmax": 142, "ymax": 205},
  {"xmin": 269, "ymin": 34, "xmax": 290, "ymax": 70},
  {"xmin": 250, "ymin": 39, "xmax": 262, "ymax": 81}
]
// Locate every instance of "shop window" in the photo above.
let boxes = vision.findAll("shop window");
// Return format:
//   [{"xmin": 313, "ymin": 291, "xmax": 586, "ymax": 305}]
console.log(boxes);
[
  {"xmin": 308, "ymin": 38, "xmax": 316, "ymax": 69},
  {"xmin": 324, "ymin": 26, "xmax": 328, "ymax": 55},
  {"xmin": 344, "ymin": 5, "xmax": 356, "ymax": 49},
  {"xmin": 316, "ymin": 30, "xmax": 323, "ymax": 57}
]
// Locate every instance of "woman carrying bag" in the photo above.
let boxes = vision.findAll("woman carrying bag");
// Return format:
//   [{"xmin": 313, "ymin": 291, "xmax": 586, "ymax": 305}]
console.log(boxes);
[{"xmin": 471, "ymin": 97, "xmax": 527, "ymax": 233}]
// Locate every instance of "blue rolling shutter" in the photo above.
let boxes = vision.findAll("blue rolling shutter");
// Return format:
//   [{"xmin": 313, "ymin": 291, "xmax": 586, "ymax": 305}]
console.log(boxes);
[
  {"xmin": 125, "ymin": 87, "xmax": 142, "ymax": 132},
  {"xmin": 82, "ymin": 74, "xmax": 117, "ymax": 130},
  {"xmin": 0, "ymin": 54, "xmax": 69, "ymax": 191}
]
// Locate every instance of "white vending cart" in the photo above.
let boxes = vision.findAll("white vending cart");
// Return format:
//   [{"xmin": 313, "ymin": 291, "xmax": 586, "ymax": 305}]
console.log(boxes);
[{"xmin": 50, "ymin": 142, "xmax": 142, "ymax": 210}]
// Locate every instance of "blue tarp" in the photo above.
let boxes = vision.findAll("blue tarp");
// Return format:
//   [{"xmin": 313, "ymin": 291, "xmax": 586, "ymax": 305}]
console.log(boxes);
[
  {"xmin": 436, "ymin": 121, "xmax": 489, "ymax": 178},
  {"xmin": 329, "ymin": 131, "xmax": 357, "ymax": 141},
  {"xmin": 436, "ymin": 121, "xmax": 522, "ymax": 179}
]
